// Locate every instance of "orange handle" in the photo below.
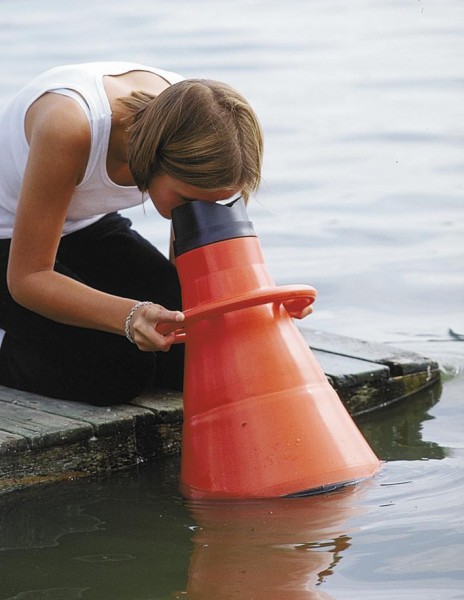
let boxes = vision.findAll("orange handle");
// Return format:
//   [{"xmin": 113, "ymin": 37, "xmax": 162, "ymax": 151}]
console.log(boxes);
[{"xmin": 156, "ymin": 285, "xmax": 316, "ymax": 342}]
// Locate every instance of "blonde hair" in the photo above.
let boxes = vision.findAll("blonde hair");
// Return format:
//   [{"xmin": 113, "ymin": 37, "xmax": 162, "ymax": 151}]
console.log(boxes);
[{"xmin": 121, "ymin": 79, "xmax": 263, "ymax": 203}]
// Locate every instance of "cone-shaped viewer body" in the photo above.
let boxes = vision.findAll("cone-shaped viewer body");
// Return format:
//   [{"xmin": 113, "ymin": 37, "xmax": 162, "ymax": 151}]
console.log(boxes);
[{"xmin": 171, "ymin": 199, "xmax": 380, "ymax": 499}]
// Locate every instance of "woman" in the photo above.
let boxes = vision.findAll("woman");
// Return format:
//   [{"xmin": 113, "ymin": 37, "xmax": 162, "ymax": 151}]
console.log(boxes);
[{"xmin": 0, "ymin": 61, "xmax": 309, "ymax": 405}]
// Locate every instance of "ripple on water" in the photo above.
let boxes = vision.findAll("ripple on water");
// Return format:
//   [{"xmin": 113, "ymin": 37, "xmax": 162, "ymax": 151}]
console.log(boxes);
[
  {"xmin": 326, "ymin": 459, "xmax": 464, "ymax": 596},
  {"xmin": 5, "ymin": 589, "xmax": 89, "ymax": 600},
  {"xmin": 73, "ymin": 553, "xmax": 136, "ymax": 563}
]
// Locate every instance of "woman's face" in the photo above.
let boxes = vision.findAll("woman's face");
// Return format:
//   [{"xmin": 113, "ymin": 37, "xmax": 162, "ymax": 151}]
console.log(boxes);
[{"xmin": 147, "ymin": 174, "xmax": 241, "ymax": 219}]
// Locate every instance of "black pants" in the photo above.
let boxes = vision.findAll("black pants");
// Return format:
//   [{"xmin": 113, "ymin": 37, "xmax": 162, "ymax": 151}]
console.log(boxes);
[{"xmin": 0, "ymin": 213, "xmax": 184, "ymax": 405}]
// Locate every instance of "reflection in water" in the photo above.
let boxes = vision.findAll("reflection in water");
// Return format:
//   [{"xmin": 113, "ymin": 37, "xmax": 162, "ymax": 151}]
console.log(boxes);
[
  {"xmin": 171, "ymin": 485, "xmax": 368, "ymax": 599},
  {"xmin": 356, "ymin": 380, "xmax": 445, "ymax": 461}
]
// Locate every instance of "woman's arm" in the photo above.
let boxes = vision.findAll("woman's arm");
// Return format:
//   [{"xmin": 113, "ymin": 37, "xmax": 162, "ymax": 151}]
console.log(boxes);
[{"xmin": 7, "ymin": 93, "xmax": 183, "ymax": 351}]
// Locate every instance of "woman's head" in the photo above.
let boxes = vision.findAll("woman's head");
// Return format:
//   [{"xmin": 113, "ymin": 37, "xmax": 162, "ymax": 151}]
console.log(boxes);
[{"xmin": 123, "ymin": 79, "xmax": 263, "ymax": 203}]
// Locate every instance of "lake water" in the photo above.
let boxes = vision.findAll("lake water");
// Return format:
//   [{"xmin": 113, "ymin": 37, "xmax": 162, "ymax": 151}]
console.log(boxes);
[{"xmin": 0, "ymin": 0, "xmax": 463, "ymax": 598}]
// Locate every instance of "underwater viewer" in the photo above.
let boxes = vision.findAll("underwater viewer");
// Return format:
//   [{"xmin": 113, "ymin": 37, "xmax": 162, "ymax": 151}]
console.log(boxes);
[{"xmin": 0, "ymin": 61, "xmax": 312, "ymax": 406}]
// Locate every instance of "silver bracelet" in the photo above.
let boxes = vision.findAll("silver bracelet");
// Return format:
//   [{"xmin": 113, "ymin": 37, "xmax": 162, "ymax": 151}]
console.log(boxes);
[{"xmin": 125, "ymin": 301, "xmax": 154, "ymax": 344}]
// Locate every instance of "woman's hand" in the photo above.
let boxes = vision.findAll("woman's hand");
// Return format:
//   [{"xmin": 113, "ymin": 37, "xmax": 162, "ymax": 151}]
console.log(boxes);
[
  {"xmin": 282, "ymin": 297, "xmax": 314, "ymax": 319},
  {"xmin": 128, "ymin": 302, "xmax": 185, "ymax": 351}
]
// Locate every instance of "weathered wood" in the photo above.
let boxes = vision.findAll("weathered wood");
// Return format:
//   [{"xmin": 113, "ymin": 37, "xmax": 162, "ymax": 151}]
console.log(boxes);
[
  {"xmin": 0, "ymin": 385, "xmax": 151, "ymax": 436},
  {"xmin": 0, "ymin": 429, "xmax": 29, "ymax": 455},
  {"xmin": 302, "ymin": 328, "xmax": 440, "ymax": 414},
  {"xmin": 301, "ymin": 327, "xmax": 438, "ymax": 376},
  {"xmin": 130, "ymin": 391, "xmax": 184, "ymax": 458},
  {"xmin": 0, "ymin": 386, "xmax": 184, "ymax": 495},
  {"xmin": 0, "ymin": 400, "xmax": 93, "ymax": 449},
  {"xmin": 0, "ymin": 328, "xmax": 441, "ymax": 495}
]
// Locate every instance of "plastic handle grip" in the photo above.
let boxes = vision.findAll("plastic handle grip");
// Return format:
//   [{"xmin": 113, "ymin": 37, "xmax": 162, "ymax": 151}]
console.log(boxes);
[{"xmin": 156, "ymin": 285, "xmax": 316, "ymax": 342}]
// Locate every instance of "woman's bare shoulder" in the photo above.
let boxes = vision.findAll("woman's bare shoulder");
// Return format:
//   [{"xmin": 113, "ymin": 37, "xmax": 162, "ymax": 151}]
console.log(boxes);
[
  {"xmin": 25, "ymin": 93, "xmax": 91, "ymax": 186},
  {"xmin": 25, "ymin": 92, "xmax": 91, "ymax": 148}
]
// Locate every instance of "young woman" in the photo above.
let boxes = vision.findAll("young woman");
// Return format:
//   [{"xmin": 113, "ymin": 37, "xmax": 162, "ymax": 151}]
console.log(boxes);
[{"xmin": 0, "ymin": 61, "xmax": 310, "ymax": 405}]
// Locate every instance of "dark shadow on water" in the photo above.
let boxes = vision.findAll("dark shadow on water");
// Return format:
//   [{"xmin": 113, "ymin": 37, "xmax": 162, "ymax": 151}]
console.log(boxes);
[
  {"xmin": 355, "ymin": 379, "xmax": 446, "ymax": 461},
  {"xmin": 0, "ymin": 459, "xmax": 190, "ymax": 600}
]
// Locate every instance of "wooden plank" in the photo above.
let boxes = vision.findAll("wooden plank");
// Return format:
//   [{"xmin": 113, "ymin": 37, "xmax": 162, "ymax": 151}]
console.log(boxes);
[
  {"xmin": 0, "ymin": 384, "xmax": 184, "ymax": 463},
  {"xmin": 131, "ymin": 389, "xmax": 184, "ymax": 422},
  {"xmin": 302, "ymin": 328, "xmax": 441, "ymax": 413},
  {"xmin": 0, "ymin": 429, "xmax": 29, "ymax": 455},
  {"xmin": 311, "ymin": 346, "xmax": 439, "ymax": 415},
  {"xmin": 0, "ymin": 385, "xmax": 184, "ymax": 495},
  {"xmin": 301, "ymin": 327, "xmax": 439, "ymax": 376},
  {"xmin": 0, "ymin": 399, "xmax": 93, "ymax": 450},
  {"xmin": 131, "ymin": 390, "xmax": 184, "ymax": 457},
  {"xmin": 313, "ymin": 349, "xmax": 390, "ymax": 381},
  {"xmin": 0, "ymin": 434, "xmax": 139, "ymax": 494},
  {"xmin": 0, "ymin": 385, "xmax": 150, "ymax": 436}
]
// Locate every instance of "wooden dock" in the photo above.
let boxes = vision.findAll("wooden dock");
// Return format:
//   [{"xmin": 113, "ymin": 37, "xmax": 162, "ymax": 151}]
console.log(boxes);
[{"xmin": 0, "ymin": 328, "xmax": 440, "ymax": 495}]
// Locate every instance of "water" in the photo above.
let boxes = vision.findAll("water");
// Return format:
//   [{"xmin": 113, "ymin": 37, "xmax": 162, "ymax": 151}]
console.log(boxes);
[{"xmin": 0, "ymin": 0, "xmax": 463, "ymax": 598}]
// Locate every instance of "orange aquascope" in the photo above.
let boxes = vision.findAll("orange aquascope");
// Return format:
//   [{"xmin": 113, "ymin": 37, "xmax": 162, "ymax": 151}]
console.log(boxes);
[{"xmin": 168, "ymin": 199, "xmax": 380, "ymax": 499}]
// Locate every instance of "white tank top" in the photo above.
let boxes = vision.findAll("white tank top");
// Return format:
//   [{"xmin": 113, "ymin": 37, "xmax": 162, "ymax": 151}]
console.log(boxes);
[{"xmin": 0, "ymin": 62, "xmax": 184, "ymax": 238}]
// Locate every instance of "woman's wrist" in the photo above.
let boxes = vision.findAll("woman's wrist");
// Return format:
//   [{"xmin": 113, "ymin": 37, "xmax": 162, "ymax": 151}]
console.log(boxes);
[{"xmin": 124, "ymin": 301, "xmax": 154, "ymax": 343}]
